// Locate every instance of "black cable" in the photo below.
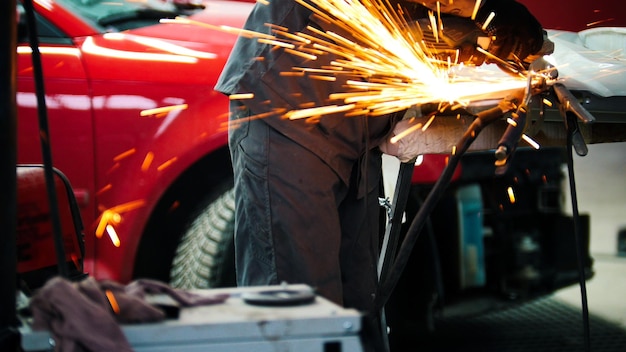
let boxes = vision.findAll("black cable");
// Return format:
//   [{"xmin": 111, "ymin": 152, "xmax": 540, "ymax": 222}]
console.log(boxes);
[
  {"xmin": 23, "ymin": 0, "xmax": 69, "ymax": 278},
  {"xmin": 358, "ymin": 112, "xmax": 391, "ymax": 352},
  {"xmin": 417, "ymin": 193, "xmax": 446, "ymax": 310},
  {"xmin": 565, "ymin": 114, "xmax": 591, "ymax": 352},
  {"xmin": 375, "ymin": 105, "xmax": 506, "ymax": 311}
]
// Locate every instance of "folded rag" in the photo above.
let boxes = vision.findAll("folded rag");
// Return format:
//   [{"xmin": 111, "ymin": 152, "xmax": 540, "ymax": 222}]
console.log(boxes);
[{"xmin": 29, "ymin": 276, "xmax": 229, "ymax": 352}]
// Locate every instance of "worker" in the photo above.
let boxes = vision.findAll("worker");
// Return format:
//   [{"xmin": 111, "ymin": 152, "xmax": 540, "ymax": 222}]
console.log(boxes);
[{"xmin": 215, "ymin": 0, "xmax": 548, "ymax": 350}]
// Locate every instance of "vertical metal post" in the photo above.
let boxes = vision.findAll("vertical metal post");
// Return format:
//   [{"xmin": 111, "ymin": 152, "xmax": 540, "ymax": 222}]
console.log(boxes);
[{"xmin": 0, "ymin": 0, "xmax": 21, "ymax": 350}]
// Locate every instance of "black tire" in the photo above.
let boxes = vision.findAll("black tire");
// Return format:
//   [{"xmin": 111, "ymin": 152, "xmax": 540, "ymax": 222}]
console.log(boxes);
[{"xmin": 169, "ymin": 187, "xmax": 236, "ymax": 289}]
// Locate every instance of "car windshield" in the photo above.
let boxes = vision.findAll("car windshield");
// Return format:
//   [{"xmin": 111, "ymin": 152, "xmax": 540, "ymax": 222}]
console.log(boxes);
[{"xmin": 54, "ymin": 0, "xmax": 203, "ymax": 31}]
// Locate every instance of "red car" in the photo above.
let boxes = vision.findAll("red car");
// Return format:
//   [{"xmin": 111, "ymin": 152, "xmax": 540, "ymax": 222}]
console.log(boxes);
[{"xmin": 16, "ymin": 0, "xmax": 253, "ymax": 285}]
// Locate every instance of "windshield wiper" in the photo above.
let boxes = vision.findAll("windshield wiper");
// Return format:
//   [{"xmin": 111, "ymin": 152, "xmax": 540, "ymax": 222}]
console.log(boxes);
[{"xmin": 97, "ymin": 8, "xmax": 179, "ymax": 29}]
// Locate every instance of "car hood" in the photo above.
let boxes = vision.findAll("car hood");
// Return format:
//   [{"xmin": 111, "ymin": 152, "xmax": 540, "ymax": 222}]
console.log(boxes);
[
  {"xmin": 78, "ymin": 0, "xmax": 254, "ymax": 83},
  {"xmin": 125, "ymin": 0, "xmax": 253, "ymax": 51}
]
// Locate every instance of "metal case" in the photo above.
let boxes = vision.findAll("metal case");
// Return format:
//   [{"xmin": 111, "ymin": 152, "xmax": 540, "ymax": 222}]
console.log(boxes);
[{"xmin": 20, "ymin": 284, "xmax": 363, "ymax": 352}]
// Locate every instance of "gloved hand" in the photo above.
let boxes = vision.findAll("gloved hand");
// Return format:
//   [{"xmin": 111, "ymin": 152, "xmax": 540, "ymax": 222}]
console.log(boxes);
[
  {"xmin": 379, "ymin": 106, "xmax": 425, "ymax": 163},
  {"xmin": 439, "ymin": 16, "xmax": 491, "ymax": 66},
  {"xmin": 379, "ymin": 118, "xmax": 422, "ymax": 163},
  {"xmin": 414, "ymin": 0, "xmax": 551, "ymax": 68},
  {"xmin": 475, "ymin": 0, "xmax": 547, "ymax": 66},
  {"xmin": 409, "ymin": 15, "xmax": 490, "ymax": 67}
]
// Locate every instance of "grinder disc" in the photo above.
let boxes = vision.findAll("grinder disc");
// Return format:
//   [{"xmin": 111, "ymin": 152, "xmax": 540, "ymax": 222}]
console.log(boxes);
[{"xmin": 242, "ymin": 288, "xmax": 316, "ymax": 306}]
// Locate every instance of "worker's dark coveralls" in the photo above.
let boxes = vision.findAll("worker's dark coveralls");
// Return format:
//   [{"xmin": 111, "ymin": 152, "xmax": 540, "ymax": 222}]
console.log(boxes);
[{"xmin": 215, "ymin": 0, "xmax": 407, "ymax": 313}]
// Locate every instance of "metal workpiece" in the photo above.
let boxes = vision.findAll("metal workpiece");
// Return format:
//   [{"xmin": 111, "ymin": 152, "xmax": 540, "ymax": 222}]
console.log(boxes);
[
  {"xmin": 407, "ymin": 25, "xmax": 626, "ymax": 156},
  {"xmin": 394, "ymin": 99, "xmax": 625, "ymax": 156}
]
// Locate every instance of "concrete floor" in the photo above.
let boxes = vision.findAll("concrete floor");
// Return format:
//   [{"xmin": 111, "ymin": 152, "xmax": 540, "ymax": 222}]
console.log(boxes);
[{"xmin": 554, "ymin": 141, "xmax": 626, "ymax": 330}]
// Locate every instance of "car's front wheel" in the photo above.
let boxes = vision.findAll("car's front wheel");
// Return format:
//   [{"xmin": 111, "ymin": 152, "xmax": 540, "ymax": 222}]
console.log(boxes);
[{"xmin": 169, "ymin": 187, "xmax": 236, "ymax": 289}]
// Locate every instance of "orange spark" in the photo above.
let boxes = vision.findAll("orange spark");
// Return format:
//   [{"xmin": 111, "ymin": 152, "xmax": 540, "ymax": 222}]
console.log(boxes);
[
  {"xmin": 283, "ymin": 104, "xmax": 356, "ymax": 120},
  {"xmin": 169, "ymin": 200, "xmax": 180, "ymax": 212},
  {"xmin": 113, "ymin": 148, "xmax": 136, "ymax": 162},
  {"xmin": 507, "ymin": 186, "xmax": 516, "ymax": 204},
  {"xmin": 471, "ymin": 0, "xmax": 482, "ymax": 20},
  {"xmin": 141, "ymin": 152, "xmax": 154, "ymax": 172},
  {"xmin": 280, "ymin": 71, "xmax": 306, "ymax": 77},
  {"xmin": 96, "ymin": 183, "xmax": 113, "ymax": 196},
  {"xmin": 140, "ymin": 104, "xmax": 188, "ymax": 117},
  {"xmin": 105, "ymin": 290, "xmax": 121, "ymax": 314},
  {"xmin": 95, "ymin": 199, "xmax": 146, "ymax": 241},
  {"xmin": 481, "ymin": 12, "xmax": 495, "ymax": 30},
  {"xmin": 109, "ymin": 199, "xmax": 146, "ymax": 213},
  {"xmin": 229, "ymin": 93, "xmax": 254, "ymax": 100},
  {"xmin": 421, "ymin": 114, "xmax": 436, "ymax": 132},
  {"xmin": 587, "ymin": 18, "xmax": 615, "ymax": 27},
  {"xmin": 107, "ymin": 163, "xmax": 121, "ymax": 175},
  {"xmin": 390, "ymin": 121, "xmax": 423, "ymax": 144},
  {"xmin": 309, "ymin": 74, "xmax": 337, "ymax": 81},
  {"xmin": 106, "ymin": 225, "xmax": 121, "ymax": 247},
  {"xmin": 284, "ymin": 48, "xmax": 318, "ymax": 60},
  {"xmin": 542, "ymin": 98, "xmax": 553, "ymax": 107},
  {"xmin": 71, "ymin": 253, "xmax": 81, "ymax": 270},
  {"xmin": 257, "ymin": 38, "xmax": 296, "ymax": 49},
  {"xmin": 157, "ymin": 157, "xmax": 178, "ymax": 171},
  {"xmin": 506, "ymin": 117, "xmax": 518, "ymax": 127},
  {"xmin": 162, "ymin": 0, "xmax": 527, "ymax": 122},
  {"xmin": 522, "ymin": 134, "xmax": 540, "ymax": 149}
]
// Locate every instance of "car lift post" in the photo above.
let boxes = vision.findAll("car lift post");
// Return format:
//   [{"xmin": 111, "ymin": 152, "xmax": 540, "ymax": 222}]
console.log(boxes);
[{"xmin": 0, "ymin": 0, "xmax": 20, "ymax": 350}]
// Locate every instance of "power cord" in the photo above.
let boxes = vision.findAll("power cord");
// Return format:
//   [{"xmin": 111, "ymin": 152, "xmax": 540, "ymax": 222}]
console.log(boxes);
[
  {"xmin": 23, "ymin": 0, "xmax": 69, "ymax": 278},
  {"xmin": 565, "ymin": 114, "xmax": 591, "ymax": 352},
  {"xmin": 375, "ymin": 104, "xmax": 507, "ymax": 312}
]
